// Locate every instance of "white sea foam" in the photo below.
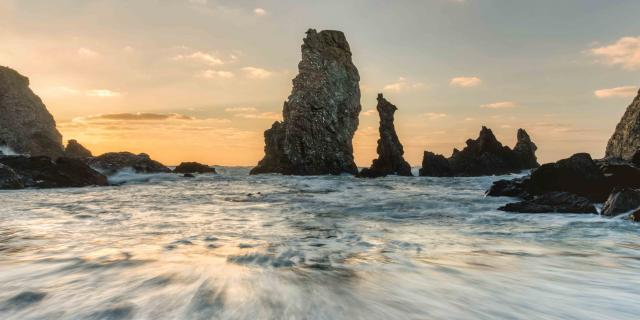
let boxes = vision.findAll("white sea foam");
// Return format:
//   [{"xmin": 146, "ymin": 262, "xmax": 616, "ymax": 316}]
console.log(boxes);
[{"xmin": 0, "ymin": 145, "xmax": 18, "ymax": 155}]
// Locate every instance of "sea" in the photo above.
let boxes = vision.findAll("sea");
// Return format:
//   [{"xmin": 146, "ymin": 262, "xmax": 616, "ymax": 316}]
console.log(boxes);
[{"xmin": 1, "ymin": 167, "xmax": 639, "ymax": 319}]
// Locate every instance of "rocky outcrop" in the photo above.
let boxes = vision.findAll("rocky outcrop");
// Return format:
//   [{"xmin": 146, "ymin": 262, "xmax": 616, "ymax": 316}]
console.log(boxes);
[
  {"xmin": 86, "ymin": 152, "xmax": 171, "ymax": 175},
  {"xmin": 605, "ymin": 88, "xmax": 640, "ymax": 160},
  {"xmin": 420, "ymin": 127, "xmax": 539, "ymax": 177},
  {"xmin": 499, "ymin": 192, "xmax": 597, "ymax": 214},
  {"xmin": 0, "ymin": 156, "xmax": 107, "ymax": 189},
  {"xmin": 251, "ymin": 29, "xmax": 361, "ymax": 175},
  {"xmin": 601, "ymin": 188, "xmax": 640, "ymax": 217},
  {"xmin": 65, "ymin": 139, "xmax": 93, "ymax": 158},
  {"xmin": 0, "ymin": 66, "xmax": 64, "ymax": 158},
  {"xmin": 173, "ymin": 162, "xmax": 216, "ymax": 174},
  {"xmin": 0, "ymin": 163, "xmax": 23, "ymax": 189},
  {"xmin": 359, "ymin": 94, "xmax": 412, "ymax": 178}
]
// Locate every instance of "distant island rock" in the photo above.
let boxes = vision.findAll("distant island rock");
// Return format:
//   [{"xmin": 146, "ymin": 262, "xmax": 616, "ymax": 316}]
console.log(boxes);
[
  {"xmin": 86, "ymin": 152, "xmax": 171, "ymax": 175},
  {"xmin": 0, "ymin": 66, "xmax": 65, "ymax": 158},
  {"xmin": 173, "ymin": 162, "xmax": 216, "ymax": 174},
  {"xmin": 419, "ymin": 126, "xmax": 539, "ymax": 177},
  {"xmin": 251, "ymin": 29, "xmax": 361, "ymax": 175},
  {"xmin": 359, "ymin": 94, "xmax": 412, "ymax": 178},
  {"xmin": 65, "ymin": 139, "xmax": 93, "ymax": 158},
  {"xmin": 606, "ymin": 88, "xmax": 640, "ymax": 159}
]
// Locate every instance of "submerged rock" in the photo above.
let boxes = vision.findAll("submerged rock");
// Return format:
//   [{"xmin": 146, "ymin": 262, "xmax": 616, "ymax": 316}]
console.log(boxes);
[
  {"xmin": 359, "ymin": 94, "xmax": 412, "ymax": 178},
  {"xmin": 65, "ymin": 139, "xmax": 93, "ymax": 158},
  {"xmin": 0, "ymin": 156, "xmax": 107, "ymax": 188},
  {"xmin": 86, "ymin": 152, "xmax": 171, "ymax": 175},
  {"xmin": 0, "ymin": 66, "xmax": 64, "ymax": 158},
  {"xmin": 420, "ymin": 127, "xmax": 539, "ymax": 177},
  {"xmin": 251, "ymin": 29, "xmax": 361, "ymax": 175},
  {"xmin": 0, "ymin": 163, "xmax": 24, "ymax": 189},
  {"xmin": 605, "ymin": 88, "xmax": 640, "ymax": 160},
  {"xmin": 486, "ymin": 177, "xmax": 530, "ymax": 199},
  {"xmin": 173, "ymin": 162, "xmax": 216, "ymax": 174},
  {"xmin": 498, "ymin": 192, "xmax": 597, "ymax": 214},
  {"xmin": 601, "ymin": 188, "xmax": 640, "ymax": 217}
]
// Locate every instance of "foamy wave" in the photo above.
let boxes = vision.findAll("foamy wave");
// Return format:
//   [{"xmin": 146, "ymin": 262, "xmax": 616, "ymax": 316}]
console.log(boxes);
[
  {"xmin": 105, "ymin": 168, "xmax": 179, "ymax": 185},
  {"xmin": 0, "ymin": 145, "xmax": 19, "ymax": 156}
]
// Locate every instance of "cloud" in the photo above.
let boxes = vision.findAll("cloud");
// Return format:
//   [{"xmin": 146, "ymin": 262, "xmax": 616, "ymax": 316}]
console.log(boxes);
[
  {"xmin": 449, "ymin": 76, "xmax": 481, "ymax": 88},
  {"xmin": 422, "ymin": 112, "xmax": 448, "ymax": 120},
  {"xmin": 225, "ymin": 107, "xmax": 257, "ymax": 112},
  {"xmin": 480, "ymin": 101, "xmax": 517, "ymax": 109},
  {"xmin": 361, "ymin": 109, "xmax": 376, "ymax": 116},
  {"xmin": 201, "ymin": 69, "xmax": 235, "ymax": 78},
  {"xmin": 77, "ymin": 47, "xmax": 99, "ymax": 58},
  {"xmin": 86, "ymin": 89, "xmax": 122, "ymax": 98},
  {"xmin": 234, "ymin": 112, "xmax": 281, "ymax": 120},
  {"xmin": 589, "ymin": 36, "xmax": 640, "ymax": 70},
  {"xmin": 254, "ymin": 8, "xmax": 267, "ymax": 16},
  {"xmin": 594, "ymin": 86, "xmax": 638, "ymax": 99},
  {"xmin": 242, "ymin": 66, "xmax": 272, "ymax": 79},
  {"xmin": 173, "ymin": 51, "xmax": 224, "ymax": 66},
  {"xmin": 79, "ymin": 113, "xmax": 195, "ymax": 121},
  {"xmin": 189, "ymin": 0, "xmax": 207, "ymax": 4},
  {"xmin": 383, "ymin": 77, "xmax": 425, "ymax": 92}
]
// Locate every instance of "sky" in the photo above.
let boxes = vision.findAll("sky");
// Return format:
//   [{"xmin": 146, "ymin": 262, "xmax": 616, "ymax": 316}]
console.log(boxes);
[{"xmin": 1, "ymin": 0, "xmax": 639, "ymax": 166}]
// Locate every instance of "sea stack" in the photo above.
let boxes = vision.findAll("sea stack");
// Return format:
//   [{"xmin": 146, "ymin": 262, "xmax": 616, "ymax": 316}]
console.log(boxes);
[
  {"xmin": 359, "ymin": 94, "xmax": 412, "ymax": 177},
  {"xmin": 0, "ymin": 66, "xmax": 64, "ymax": 158},
  {"xmin": 65, "ymin": 139, "xmax": 93, "ymax": 158},
  {"xmin": 420, "ymin": 127, "xmax": 539, "ymax": 177},
  {"xmin": 250, "ymin": 29, "xmax": 361, "ymax": 175},
  {"xmin": 606, "ymin": 88, "xmax": 640, "ymax": 159}
]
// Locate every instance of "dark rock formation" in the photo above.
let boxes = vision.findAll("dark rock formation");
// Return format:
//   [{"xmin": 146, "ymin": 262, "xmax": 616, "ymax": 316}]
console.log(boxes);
[
  {"xmin": 605, "ymin": 88, "xmax": 640, "ymax": 159},
  {"xmin": 486, "ymin": 177, "xmax": 530, "ymax": 199},
  {"xmin": 251, "ymin": 29, "xmax": 361, "ymax": 175},
  {"xmin": 0, "ymin": 66, "xmax": 64, "ymax": 158},
  {"xmin": 498, "ymin": 192, "xmax": 597, "ymax": 214},
  {"xmin": 420, "ymin": 127, "xmax": 539, "ymax": 177},
  {"xmin": 419, "ymin": 151, "xmax": 453, "ymax": 177},
  {"xmin": 601, "ymin": 188, "xmax": 640, "ymax": 217},
  {"xmin": 86, "ymin": 152, "xmax": 171, "ymax": 175},
  {"xmin": 65, "ymin": 139, "xmax": 93, "ymax": 158},
  {"xmin": 630, "ymin": 209, "xmax": 640, "ymax": 222},
  {"xmin": 596, "ymin": 158, "xmax": 640, "ymax": 190},
  {"xmin": 0, "ymin": 163, "xmax": 23, "ymax": 189},
  {"xmin": 173, "ymin": 162, "xmax": 216, "ymax": 174},
  {"xmin": 359, "ymin": 94, "xmax": 412, "ymax": 178},
  {"xmin": 0, "ymin": 156, "xmax": 107, "ymax": 189}
]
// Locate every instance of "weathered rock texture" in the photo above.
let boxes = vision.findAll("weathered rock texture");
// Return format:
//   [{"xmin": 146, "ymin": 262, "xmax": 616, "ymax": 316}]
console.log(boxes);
[
  {"xmin": 65, "ymin": 139, "xmax": 93, "ymax": 158},
  {"xmin": 251, "ymin": 29, "xmax": 361, "ymax": 175},
  {"xmin": 86, "ymin": 152, "xmax": 171, "ymax": 175},
  {"xmin": 173, "ymin": 162, "xmax": 216, "ymax": 174},
  {"xmin": 0, "ymin": 163, "xmax": 23, "ymax": 189},
  {"xmin": 606, "ymin": 88, "xmax": 640, "ymax": 159},
  {"xmin": 0, "ymin": 66, "xmax": 64, "ymax": 158},
  {"xmin": 359, "ymin": 94, "xmax": 412, "ymax": 178},
  {"xmin": 499, "ymin": 192, "xmax": 597, "ymax": 214},
  {"xmin": 420, "ymin": 127, "xmax": 539, "ymax": 177},
  {"xmin": 601, "ymin": 188, "xmax": 640, "ymax": 217},
  {"xmin": 0, "ymin": 156, "xmax": 107, "ymax": 189}
]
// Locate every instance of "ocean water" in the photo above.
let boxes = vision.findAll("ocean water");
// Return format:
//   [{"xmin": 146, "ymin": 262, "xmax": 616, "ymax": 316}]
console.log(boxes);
[{"xmin": 1, "ymin": 167, "xmax": 639, "ymax": 320}]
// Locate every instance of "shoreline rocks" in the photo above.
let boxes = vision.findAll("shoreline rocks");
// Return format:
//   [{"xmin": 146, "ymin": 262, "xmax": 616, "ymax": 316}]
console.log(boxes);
[
  {"xmin": 65, "ymin": 139, "xmax": 93, "ymax": 159},
  {"xmin": 173, "ymin": 162, "xmax": 216, "ymax": 174},
  {"xmin": 0, "ymin": 156, "xmax": 107, "ymax": 189},
  {"xmin": 85, "ymin": 152, "xmax": 171, "ymax": 175},
  {"xmin": 0, "ymin": 66, "xmax": 64, "ymax": 158},
  {"xmin": 251, "ymin": 29, "xmax": 361, "ymax": 175},
  {"xmin": 420, "ymin": 126, "xmax": 539, "ymax": 177},
  {"xmin": 498, "ymin": 192, "xmax": 597, "ymax": 214},
  {"xmin": 359, "ymin": 94, "xmax": 412, "ymax": 178}
]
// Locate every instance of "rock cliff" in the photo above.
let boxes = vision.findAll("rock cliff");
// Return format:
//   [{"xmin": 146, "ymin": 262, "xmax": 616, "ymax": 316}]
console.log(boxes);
[
  {"xmin": 606, "ymin": 88, "xmax": 640, "ymax": 159},
  {"xmin": 251, "ymin": 29, "xmax": 361, "ymax": 175},
  {"xmin": 65, "ymin": 139, "xmax": 93, "ymax": 158}
]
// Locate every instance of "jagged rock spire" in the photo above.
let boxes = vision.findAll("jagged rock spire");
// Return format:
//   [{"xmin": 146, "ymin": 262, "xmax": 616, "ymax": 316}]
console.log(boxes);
[{"xmin": 606, "ymin": 88, "xmax": 640, "ymax": 159}]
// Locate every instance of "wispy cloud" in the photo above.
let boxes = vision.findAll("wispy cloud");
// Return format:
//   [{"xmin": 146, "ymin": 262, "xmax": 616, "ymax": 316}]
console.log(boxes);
[
  {"xmin": 78, "ymin": 113, "xmax": 195, "ymax": 121},
  {"xmin": 480, "ymin": 101, "xmax": 517, "ymax": 109},
  {"xmin": 173, "ymin": 51, "xmax": 224, "ymax": 66},
  {"xmin": 86, "ymin": 89, "xmax": 122, "ymax": 98},
  {"xmin": 589, "ymin": 36, "xmax": 640, "ymax": 70},
  {"xmin": 449, "ymin": 76, "xmax": 481, "ymax": 88},
  {"xmin": 594, "ymin": 86, "xmax": 638, "ymax": 98},
  {"xmin": 224, "ymin": 107, "xmax": 280, "ymax": 120},
  {"xmin": 383, "ymin": 77, "xmax": 425, "ymax": 92},
  {"xmin": 225, "ymin": 107, "xmax": 258, "ymax": 113},
  {"xmin": 361, "ymin": 109, "xmax": 376, "ymax": 116},
  {"xmin": 77, "ymin": 47, "xmax": 99, "ymax": 58},
  {"xmin": 254, "ymin": 8, "xmax": 267, "ymax": 16},
  {"xmin": 201, "ymin": 69, "xmax": 235, "ymax": 78},
  {"xmin": 242, "ymin": 66, "xmax": 272, "ymax": 79},
  {"xmin": 423, "ymin": 112, "xmax": 448, "ymax": 120}
]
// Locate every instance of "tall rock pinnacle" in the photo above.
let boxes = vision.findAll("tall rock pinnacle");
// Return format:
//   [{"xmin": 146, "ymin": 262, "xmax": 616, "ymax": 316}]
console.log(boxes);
[
  {"xmin": 251, "ymin": 29, "xmax": 361, "ymax": 175},
  {"xmin": 606, "ymin": 88, "xmax": 640, "ymax": 159},
  {"xmin": 0, "ymin": 66, "xmax": 64, "ymax": 158},
  {"xmin": 359, "ymin": 94, "xmax": 412, "ymax": 177}
]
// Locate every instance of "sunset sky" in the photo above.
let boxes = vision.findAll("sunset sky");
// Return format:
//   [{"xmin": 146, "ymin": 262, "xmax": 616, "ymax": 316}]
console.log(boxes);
[{"xmin": 1, "ymin": 0, "xmax": 639, "ymax": 166}]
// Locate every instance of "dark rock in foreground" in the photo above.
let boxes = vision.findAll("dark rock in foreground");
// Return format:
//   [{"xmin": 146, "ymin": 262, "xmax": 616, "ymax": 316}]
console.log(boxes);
[
  {"xmin": 86, "ymin": 152, "xmax": 171, "ymax": 175},
  {"xmin": 0, "ymin": 156, "xmax": 107, "ymax": 188},
  {"xmin": 498, "ymin": 192, "xmax": 597, "ymax": 214},
  {"xmin": 359, "ymin": 94, "xmax": 412, "ymax": 178},
  {"xmin": 251, "ymin": 29, "xmax": 361, "ymax": 175},
  {"xmin": 601, "ymin": 188, "xmax": 640, "ymax": 217},
  {"xmin": 420, "ymin": 126, "xmax": 539, "ymax": 177},
  {"xmin": 174, "ymin": 162, "xmax": 216, "ymax": 174},
  {"xmin": 0, "ymin": 163, "xmax": 24, "ymax": 189},
  {"xmin": 65, "ymin": 139, "xmax": 93, "ymax": 158},
  {"xmin": 0, "ymin": 66, "xmax": 65, "ymax": 158},
  {"xmin": 605, "ymin": 88, "xmax": 640, "ymax": 160},
  {"xmin": 486, "ymin": 177, "xmax": 530, "ymax": 199}
]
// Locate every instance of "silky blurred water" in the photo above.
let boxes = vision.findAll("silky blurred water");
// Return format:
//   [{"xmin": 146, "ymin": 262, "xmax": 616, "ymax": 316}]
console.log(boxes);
[{"xmin": 0, "ymin": 167, "xmax": 639, "ymax": 320}]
